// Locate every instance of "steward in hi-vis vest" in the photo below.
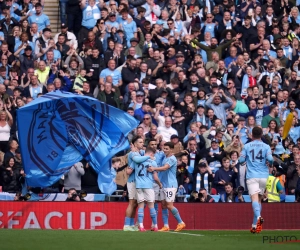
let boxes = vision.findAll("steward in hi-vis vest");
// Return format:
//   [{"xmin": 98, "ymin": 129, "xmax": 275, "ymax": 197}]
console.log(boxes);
[{"xmin": 266, "ymin": 162, "xmax": 284, "ymax": 202}]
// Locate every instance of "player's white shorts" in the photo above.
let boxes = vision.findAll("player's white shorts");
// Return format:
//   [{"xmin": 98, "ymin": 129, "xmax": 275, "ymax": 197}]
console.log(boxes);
[
  {"xmin": 153, "ymin": 183, "xmax": 161, "ymax": 201},
  {"xmin": 127, "ymin": 182, "xmax": 137, "ymax": 200},
  {"xmin": 160, "ymin": 188, "xmax": 177, "ymax": 202},
  {"xmin": 246, "ymin": 178, "xmax": 267, "ymax": 196},
  {"xmin": 136, "ymin": 188, "xmax": 155, "ymax": 203}
]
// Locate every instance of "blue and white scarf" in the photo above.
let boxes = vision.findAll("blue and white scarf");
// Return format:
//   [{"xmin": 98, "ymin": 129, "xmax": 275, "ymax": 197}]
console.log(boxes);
[
  {"xmin": 209, "ymin": 148, "xmax": 221, "ymax": 173},
  {"xmin": 196, "ymin": 113, "xmax": 207, "ymax": 125},
  {"xmin": 196, "ymin": 172, "xmax": 209, "ymax": 192}
]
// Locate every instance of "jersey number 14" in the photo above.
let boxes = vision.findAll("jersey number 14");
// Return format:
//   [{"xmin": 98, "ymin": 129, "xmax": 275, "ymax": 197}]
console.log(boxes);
[{"xmin": 249, "ymin": 149, "xmax": 264, "ymax": 162}]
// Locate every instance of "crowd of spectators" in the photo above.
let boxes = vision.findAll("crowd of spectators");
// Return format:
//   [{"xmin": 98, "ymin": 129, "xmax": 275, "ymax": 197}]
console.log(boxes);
[{"xmin": 0, "ymin": 0, "xmax": 300, "ymax": 202}]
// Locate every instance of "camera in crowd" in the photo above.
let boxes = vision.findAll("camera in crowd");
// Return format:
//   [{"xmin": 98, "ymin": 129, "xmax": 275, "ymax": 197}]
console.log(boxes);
[
  {"xmin": 234, "ymin": 186, "xmax": 245, "ymax": 197},
  {"xmin": 67, "ymin": 189, "xmax": 87, "ymax": 201},
  {"xmin": 232, "ymin": 186, "xmax": 245, "ymax": 202},
  {"xmin": 14, "ymin": 192, "xmax": 31, "ymax": 201}
]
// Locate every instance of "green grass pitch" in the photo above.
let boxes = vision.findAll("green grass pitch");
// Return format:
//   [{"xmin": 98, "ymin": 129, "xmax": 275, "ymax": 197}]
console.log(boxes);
[{"xmin": 0, "ymin": 230, "xmax": 300, "ymax": 250}]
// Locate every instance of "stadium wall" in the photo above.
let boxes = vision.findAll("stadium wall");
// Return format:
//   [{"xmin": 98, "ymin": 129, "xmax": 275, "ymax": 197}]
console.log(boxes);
[{"xmin": 0, "ymin": 202, "xmax": 299, "ymax": 230}]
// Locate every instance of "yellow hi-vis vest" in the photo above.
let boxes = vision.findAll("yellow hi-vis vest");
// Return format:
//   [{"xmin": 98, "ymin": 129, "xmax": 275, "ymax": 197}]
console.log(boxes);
[{"xmin": 266, "ymin": 175, "xmax": 280, "ymax": 202}]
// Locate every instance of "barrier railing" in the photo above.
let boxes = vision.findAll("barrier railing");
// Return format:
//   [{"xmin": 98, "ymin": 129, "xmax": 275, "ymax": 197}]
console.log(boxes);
[{"xmin": 0, "ymin": 192, "xmax": 296, "ymax": 202}]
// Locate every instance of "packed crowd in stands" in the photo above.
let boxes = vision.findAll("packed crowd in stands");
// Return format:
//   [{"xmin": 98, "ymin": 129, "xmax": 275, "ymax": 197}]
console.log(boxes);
[{"xmin": 0, "ymin": 0, "xmax": 300, "ymax": 202}]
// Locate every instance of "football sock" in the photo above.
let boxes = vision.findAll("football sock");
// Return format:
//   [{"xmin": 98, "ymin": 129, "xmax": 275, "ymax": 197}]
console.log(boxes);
[
  {"xmin": 130, "ymin": 217, "xmax": 135, "ymax": 226},
  {"xmin": 124, "ymin": 217, "xmax": 131, "ymax": 226},
  {"xmin": 171, "ymin": 207, "xmax": 183, "ymax": 224},
  {"xmin": 259, "ymin": 203, "xmax": 262, "ymax": 214},
  {"xmin": 162, "ymin": 209, "xmax": 169, "ymax": 227},
  {"xmin": 154, "ymin": 203, "xmax": 159, "ymax": 216},
  {"xmin": 252, "ymin": 201, "xmax": 260, "ymax": 225},
  {"xmin": 138, "ymin": 208, "xmax": 144, "ymax": 228},
  {"xmin": 150, "ymin": 207, "xmax": 157, "ymax": 227},
  {"xmin": 151, "ymin": 203, "xmax": 159, "ymax": 227}
]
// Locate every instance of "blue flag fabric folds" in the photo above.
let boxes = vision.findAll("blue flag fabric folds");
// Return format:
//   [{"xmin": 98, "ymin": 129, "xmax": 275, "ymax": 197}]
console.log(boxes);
[{"xmin": 17, "ymin": 91, "xmax": 139, "ymax": 195}]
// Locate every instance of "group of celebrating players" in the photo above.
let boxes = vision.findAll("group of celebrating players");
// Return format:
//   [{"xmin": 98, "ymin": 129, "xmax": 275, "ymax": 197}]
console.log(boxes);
[
  {"xmin": 123, "ymin": 136, "xmax": 185, "ymax": 232},
  {"xmin": 123, "ymin": 126, "xmax": 272, "ymax": 233}
]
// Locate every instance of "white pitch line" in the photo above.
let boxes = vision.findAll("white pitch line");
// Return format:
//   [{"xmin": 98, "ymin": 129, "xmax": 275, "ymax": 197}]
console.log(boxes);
[
  {"xmin": 166, "ymin": 232, "xmax": 243, "ymax": 237},
  {"xmin": 210, "ymin": 235, "xmax": 242, "ymax": 237},
  {"xmin": 165, "ymin": 232, "xmax": 204, "ymax": 237}
]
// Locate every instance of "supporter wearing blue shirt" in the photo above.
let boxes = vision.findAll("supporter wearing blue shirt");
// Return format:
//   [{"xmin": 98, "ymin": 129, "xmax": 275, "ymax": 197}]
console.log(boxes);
[
  {"xmin": 43, "ymin": 49, "xmax": 62, "ymax": 63},
  {"xmin": 0, "ymin": 12, "xmax": 20, "ymax": 22},
  {"xmin": 134, "ymin": 102, "xmax": 151, "ymax": 122},
  {"xmin": 201, "ymin": 13, "xmax": 217, "ymax": 38},
  {"xmin": 234, "ymin": 117, "xmax": 249, "ymax": 144},
  {"xmin": 105, "ymin": 13, "xmax": 120, "ymax": 29},
  {"xmin": 14, "ymin": 32, "xmax": 35, "ymax": 53},
  {"xmin": 80, "ymin": 0, "xmax": 101, "ymax": 29},
  {"xmin": 9, "ymin": 1, "xmax": 20, "ymax": 12},
  {"xmin": 118, "ymin": 8, "xmax": 137, "ymax": 48},
  {"xmin": 288, "ymin": 117, "xmax": 300, "ymax": 144},
  {"xmin": 224, "ymin": 46, "xmax": 238, "ymax": 68},
  {"xmin": 19, "ymin": 1, "xmax": 34, "ymax": 14},
  {"xmin": 47, "ymin": 69, "xmax": 73, "ymax": 92},
  {"xmin": 288, "ymin": 8, "xmax": 300, "ymax": 24},
  {"xmin": 28, "ymin": 3, "xmax": 50, "ymax": 32},
  {"xmin": 205, "ymin": 90, "xmax": 233, "ymax": 125},
  {"xmin": 99, "ymin": 59, "xmax": 122, "ymax": 87}
]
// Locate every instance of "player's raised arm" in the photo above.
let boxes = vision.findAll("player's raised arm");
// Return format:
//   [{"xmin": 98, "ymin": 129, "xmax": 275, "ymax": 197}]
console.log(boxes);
[{"xmin": 132, "ymin": 155, "xmax": 150, "ymax": 163}]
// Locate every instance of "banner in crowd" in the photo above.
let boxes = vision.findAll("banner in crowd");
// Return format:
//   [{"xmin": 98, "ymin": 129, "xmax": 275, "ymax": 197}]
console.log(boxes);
[
  {"xmin": 0, "ymin": 202, "xmax": 299, "ymax": 230},
  {"xmin": 17, "ymin": 91, "xmax": 139, "ymax": 194}
]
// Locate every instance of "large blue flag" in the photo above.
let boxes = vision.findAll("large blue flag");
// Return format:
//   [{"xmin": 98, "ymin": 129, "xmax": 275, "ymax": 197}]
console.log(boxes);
[{"xmin": 17, "ymin": 91, "xmax": 139, "ymax": 195}]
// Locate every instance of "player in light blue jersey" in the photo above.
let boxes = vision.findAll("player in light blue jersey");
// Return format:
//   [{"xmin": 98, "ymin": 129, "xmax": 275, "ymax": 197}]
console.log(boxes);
[
  {"xmin": 127, "ymin": 147, "xmax": 162, "ymax": 232},
  {"xmin": 123, "ymin": 136, "xmax": 149, "ymax": 231},
  {"xmin": 239, "ymin": 127, "xmax": 273, "ymax": 234},
  {"xmin": 148, "ymin": 142, "xmax": 186, "ymax": 232},
  {"xmin": 147, "ymin": 139, "xmax": 165, "ymax": 230}
]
